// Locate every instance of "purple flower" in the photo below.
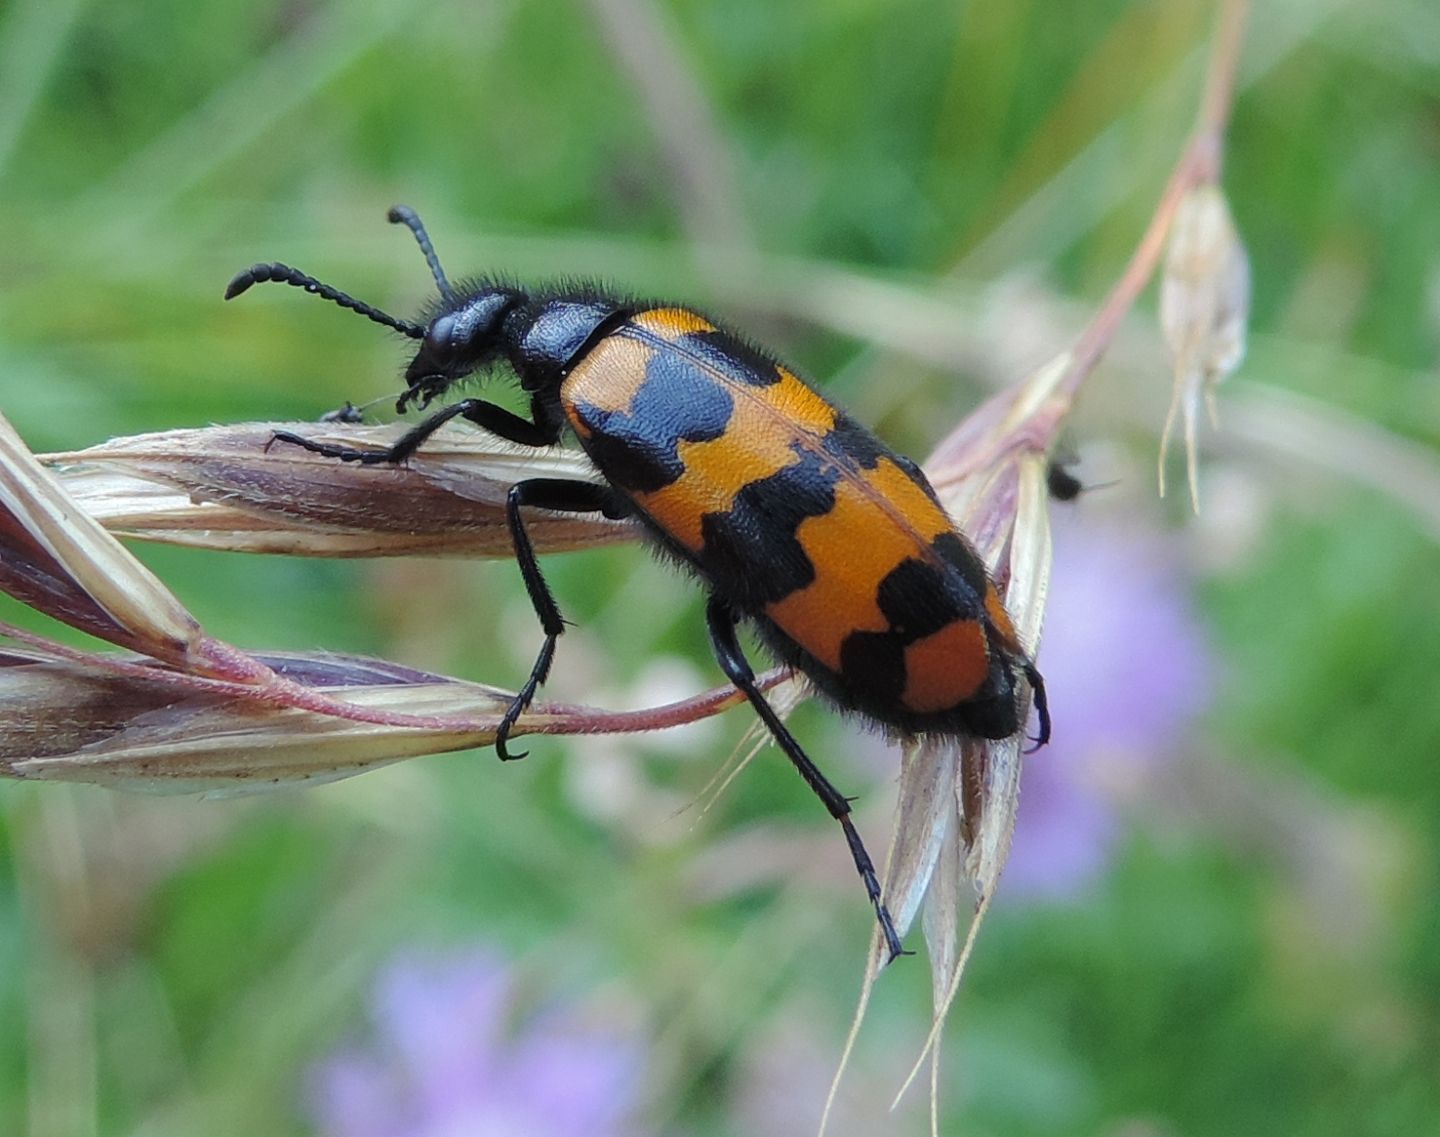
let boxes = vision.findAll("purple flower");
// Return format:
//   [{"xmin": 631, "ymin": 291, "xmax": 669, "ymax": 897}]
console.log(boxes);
[
  {"xmin": 1003, "ymin": 510, "xmax": 1214, "ymax": 900},
  {"xmin": 309, "ymin": 949, "xmax": 649, "ymax": 1137}
]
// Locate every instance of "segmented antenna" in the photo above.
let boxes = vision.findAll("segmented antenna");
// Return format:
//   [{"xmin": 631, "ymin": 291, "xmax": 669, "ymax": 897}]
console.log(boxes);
[
  {"xmin": 388, "ymin": 205, "xmax": 454, "ymax": 300},
  {"xmin": 223, "ymin": 262, "xmax": 427, "ymax": 339}
]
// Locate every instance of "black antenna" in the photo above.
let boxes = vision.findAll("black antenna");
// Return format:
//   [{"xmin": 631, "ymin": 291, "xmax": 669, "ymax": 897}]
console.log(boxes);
[
  {"xmin": 388, "ymin": 205, "xmax": 454, "ymax": 300},
  {"xmin": 223, "ymin": 262, "xmax": 427, "ymax": 340}
]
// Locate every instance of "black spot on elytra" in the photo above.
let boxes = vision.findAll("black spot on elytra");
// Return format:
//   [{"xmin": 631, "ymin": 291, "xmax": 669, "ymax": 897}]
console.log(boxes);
[
  {"xmin": 697, "ymin": 446, "xmax": 841, "ymax": 606},
  {"xmin": 831, "ymin": 543, "xmax": 993, "ymax": 720},
  {"xmin": 823, "ymin": 412, "xmax": 889, "ymax": 470},
  {"xmin": 930, "ymin": 531, "xmax": 990, "ymax": 600},
  {"xmin": 873, "ymin": 558, "xmax": 958, "ymax": 641},
  {"xmin": 897, "ymin": 453, "xmax": 944, "ymax": 507},
  {"xmin": 576, "ymin": 343, "xmax": 735, "ymax": 493},
  {"xmin": 838, "ymin": 631, "xmax": 907, "ymax": 705},
  {"xmin": 823, "ymin": 416, "xmax": 947, "ymax": 513},
  {"xmin": 677, "ymin": 328, "xmax": 784, "ymax": 388}
]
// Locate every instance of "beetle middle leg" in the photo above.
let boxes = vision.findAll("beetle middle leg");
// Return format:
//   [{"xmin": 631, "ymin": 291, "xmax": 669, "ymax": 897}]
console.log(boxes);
[
  {"xmin": 496, "ymin": 478, "xmax": 633, "ymax": 760},
  {"xmin": 704, "ymin": 596, "xmax": 906, "ymax": 962}
]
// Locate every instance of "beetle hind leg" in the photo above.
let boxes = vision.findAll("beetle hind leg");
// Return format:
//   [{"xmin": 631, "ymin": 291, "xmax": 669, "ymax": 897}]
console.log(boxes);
[{"xmin": 705, "ymin": 596, "xmax": 907, "ymax": 963}]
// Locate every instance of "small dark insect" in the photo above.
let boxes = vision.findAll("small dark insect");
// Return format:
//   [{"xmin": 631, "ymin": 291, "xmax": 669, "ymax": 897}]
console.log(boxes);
[
  {"xmin": 1046, "ymin": 458, "xmax": 1084, "ymax": 502},
  {"xmin": 226, "ymin": 206, "xmax": 1050, "ymax": 960},
  {"xmin": 320, "ymin": 401, "xmax": 365, "ymax": 425}
]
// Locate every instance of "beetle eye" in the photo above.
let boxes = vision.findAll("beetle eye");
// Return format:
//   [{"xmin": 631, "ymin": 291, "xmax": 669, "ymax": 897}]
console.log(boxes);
[{"xmin": 428, "ymin": 313, "xmax": 458, "ymax": 354}]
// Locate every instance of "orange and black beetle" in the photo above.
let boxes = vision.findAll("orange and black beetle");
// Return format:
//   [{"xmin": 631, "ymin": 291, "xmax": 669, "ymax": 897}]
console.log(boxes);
[{"xmin": 227, "ymin": 206, "xmax": 1049, "ymax": 960}]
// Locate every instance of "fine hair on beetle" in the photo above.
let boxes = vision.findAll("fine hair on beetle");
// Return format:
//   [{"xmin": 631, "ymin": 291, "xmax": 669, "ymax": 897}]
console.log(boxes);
[{"xmin": 227, "ymin": 205, "xmax": 1050, "ymax": 962}]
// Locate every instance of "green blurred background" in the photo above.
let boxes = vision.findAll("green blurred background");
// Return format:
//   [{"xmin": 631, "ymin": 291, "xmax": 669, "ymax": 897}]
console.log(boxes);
[{"xmin": 1, "ymin": 0, "xmax": 1438, "ymax": 1134}]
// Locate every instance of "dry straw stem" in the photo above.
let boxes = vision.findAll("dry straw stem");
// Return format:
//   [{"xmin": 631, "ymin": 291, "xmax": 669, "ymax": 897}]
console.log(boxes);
[
  {"xmin": 0, "ymin": 616, "xmax": 760, "ymax": 796},
  {"xmin": 0, "ymin": 413, "xmax": 203, "ymax": 668},
  {"xmin": 43, "ymin": 422, "xmax": 637, "ymax": 558},
  {"xmin": 0, "ymin": 642, "xmax": 511, "ymax": 793},
  {"xmin": 1, "ymin": 412, "xmax": 765, "ymax": 792}
]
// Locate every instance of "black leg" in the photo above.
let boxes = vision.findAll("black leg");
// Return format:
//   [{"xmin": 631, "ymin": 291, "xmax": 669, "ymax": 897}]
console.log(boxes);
[
  {"xmin": 494, "ymin": 478, "xmax": 632, "ymax": 761},
  {"xmin": 270, "ymin": 396, "xmax": 563, "ymax": 465},
  {"xmin": 704, "ymin": 596, "xmax": 907, "ymax": 962},
  {"xmin": 1023, "ymin": 661, "xmax": 1051, "ymax": 751}
]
